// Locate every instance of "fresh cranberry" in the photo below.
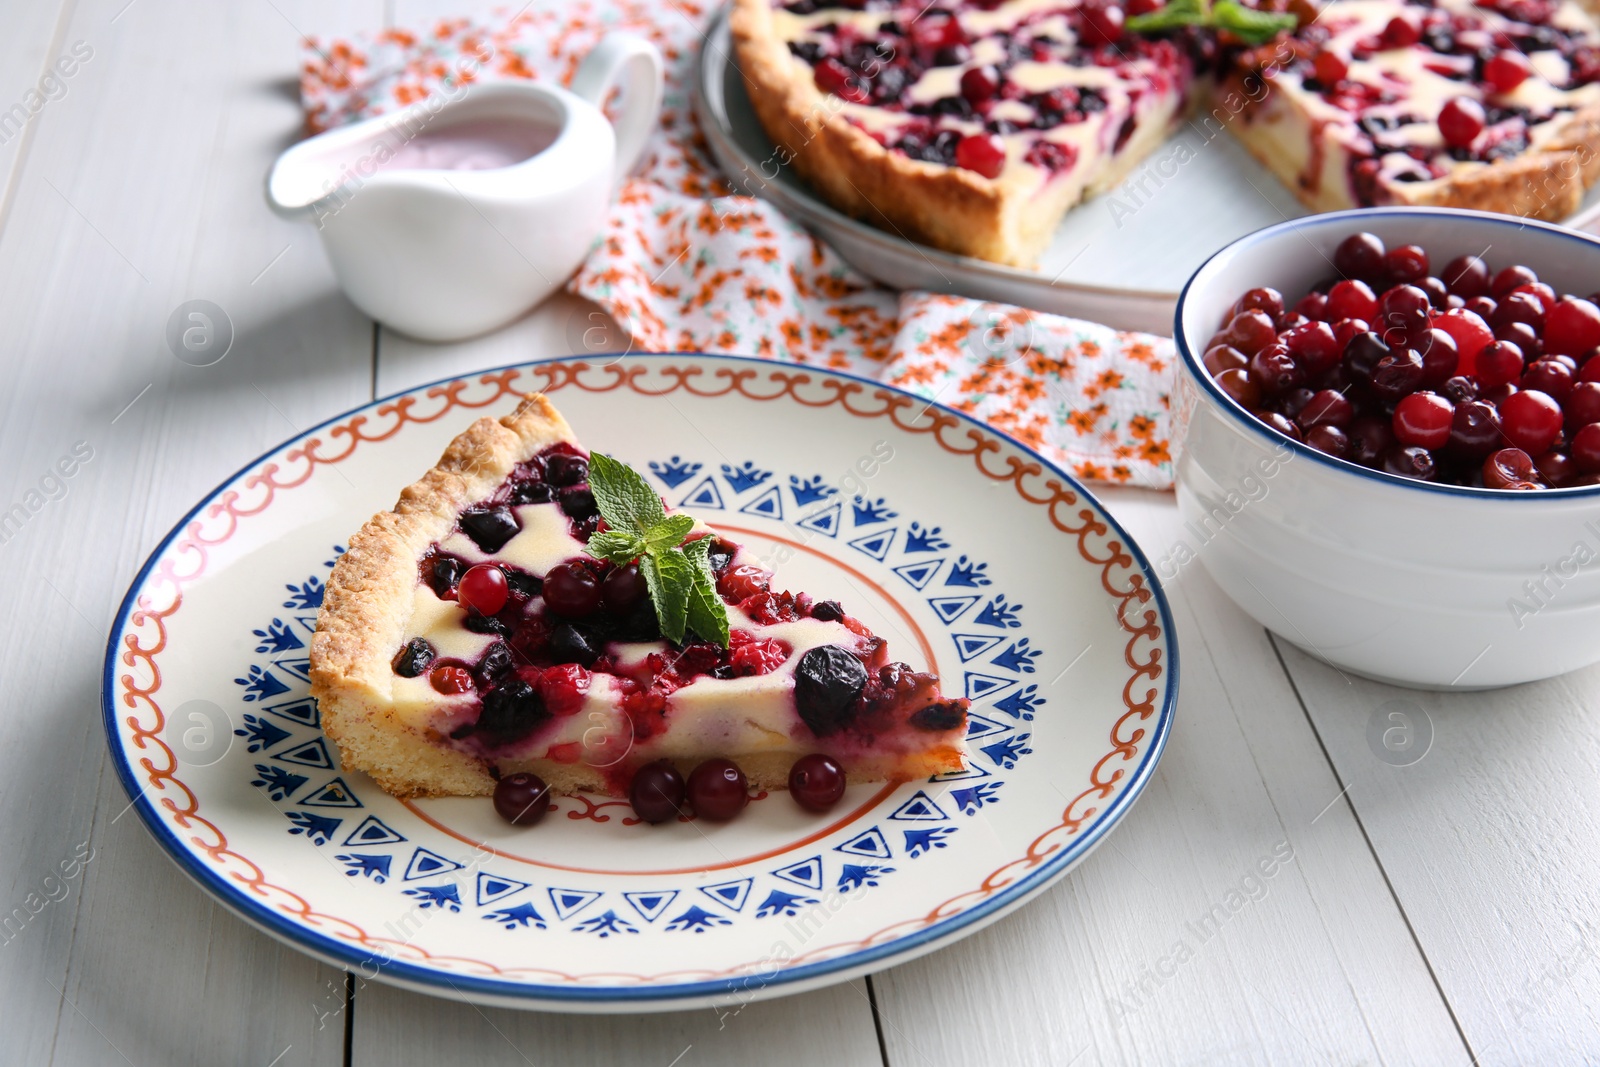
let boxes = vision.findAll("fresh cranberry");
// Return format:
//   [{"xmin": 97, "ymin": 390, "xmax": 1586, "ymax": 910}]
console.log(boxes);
[
  {"xmin": 1477, "ymin": 340, "xmax": 1525, "ymax": 389},
  {"xmin": 1236, "ymin": 287, "xmax": 1285, "ymax": 320},
  {"xmin": 1079, "ymin": 0, "xmax": 1126, "ymax": 45},
  {"xmin": 1295, "ymin": 291, "xmax": 1330, "ymax": 321},
  {"xmin": 1419, "ymin": 276, "xmax": 1450, "ymax": 309},
  {"xmin": 1432, "ymin": 308, "xmax": 1493, "ymax": 376},
  {"xmin": 1442, "ymin": 255, "xmax": 1490, "ymax": 298},
  {"xmin": 814, "ymin": 58, "xmax": 867, "ymax": 103},
  {"xmin": 1492, "ymin": 264, "xmax": 1539, "ymax": 297},
  {"xmin": 1280, "ymin": 387, "xmax": 1317, "ymax": 420},
  {"xmin": 1499, "ymin": 389, "xmax": 1564, "ymax": 454},
  {"xmin": 910, "ymin": 12, "xmax": 965, "ymax": 52},
  {"xmin": 1393, "ymin": 392, "xmax": 1454, "ymax": 449},
  {"xmin": 1536, "ymin": 449, "xmax": 1575, "ymax": 485},
  {"xmin": 1583, "ymin": 358, "xmax": 1600, "ymax": 384},
  {"xmin": 1314, "ymin": 48, "xmax": 1349, "ymax": 84},
  {"xmin": 1327, "ymin": 279, "xmax": 1379, "ymax": 323},
  {"xmin": 543, "ymin": 561, "xmax": 602, "ymax": 617},
  {"xmin": 1216, "ymin": 368, "xmax": 1261, "ymax": 408},
  {"xmin": 1496, "ymin": 322, "xmax": 1543, "ymax": 363},
  {"xmin": 1204, "ymin": 344, "xmax": 1248, "ymax": 375},
  {"xmin": 492, "ymin": 773, "xmax": 550, "ymax": 826},
  {"xmin": 1283, "ymin": 321, "xmax": 1340, "ymax": 376},
  {"xmin": 1483, "ymin": 447, "xmax": 1540, "ymax": 489},
  {"xmin": 1306, "ymin": 424, "xmax": 1350, "ymax": 457},
  {"xmin": 1377, "ymin": 284, "xmax": 1432, "ymax": 348},
  {"xmin": 1221, "ymin": 310, "xmax": 1279, "ymax": 357},
  {"xmin": 1523, "ymin": 359, "xmax": 1575, "ymax": 402},
  {"xmin": 688, "ymin": 758, "xmax": 748, "ymax": 821},
  {"xmin": 1249, "ymin": 345, "xmax": 1303, "ymax": 394},
  {"xmin": 959, "ymin": 65, "xmax": 999, "ymax": 103},
  {"xmin": 1343, "ymin": 331, "xmax": 1390, "ymax": 379},
  {"xmin": 602, "ymin": 563, "xmax": 647, "ymax": 613},
  {"xmin": 429, "ymin": 665, "xmax": 474, "ymax": 695},
  {"xmin": 1466, "ymin": 295, "xmax": 1498, "ymax": 320},
  {"xmin": 1568, "ymin": 381, "xmax": 1600, "ymax": 426},
  {"xmin": 1439, "ymin": 97, "xmax": 1486, "ymax": 148},
  {"xmin": 1448, "ymin": 400, "xmax": 1502, "ymax": 459},
  {"xmin": 955, "ymin": 133, "xmax": 1005, "ymax": 179},
  {"xmin": 1384, "ymin": 245, "xmax": 1429, "ymax": 286},
  {"xmin": 1380, "ymin": 12, "xmax": 1421, "ymax": 47},
  {"xmin": 1348, "ymin": 417, "xmax": 1395, "ymax": 466},
  {"xmin": 1514, "ymin": 282, "xmax": 1557, "ymax": 313},
  {"xmin": 1485, "ymin": 49, "xmax": 1532, "ymax": 92},
  {"xmin": 1545, "ymin": 297, "xmax": 1600, "ymax": 357},
  {"xmin": 1259, "ymin": 411, "xmax": 1303, "ymax": 441},
  {"xmin": 1384, "ymin": 444, "xmax": 1437, "ymax": 480},
  {"xmin": 1278, "ymin": 311, "xmax": 1311, "ymax": 333},
  {"xmin": 537, "ymin": 663, "xmax": 590, "ymax": 716},
  {"xmin": 1334, "ymin": 232, "xmax": 1386, "ymax": 282},
  {"xmin": 1298, "ymin": 389, "xmax": 1355, "ymax": 429},
  {"xmin": 1441, "ymin": 375, "xmax": 1480, "ymax": 403},
  {"xmin": 1371, "ymin": 349, "xmax": 1426, "ymax": 405},
  {"xmin": 718, "ymin": 563, "xmax": 771, "ymax": 601},
  {"xmin": 629, "ymin": 760, "xmax": 687, "ymax": 823},
  {"xmin": 1493, "ymin": 291, "xmax": 1546, "ymax": 332},
  {"xmin": 1419, "ymin": 329, "xmax": 1460, "ymax": 386},
  {"xmin": 457, "ymin": 563, "xmax": 509, "ymax": 616},
  {"xmin": 1573, "ymin": 423, "xmax": 1600, "ymax": 472},
  {"xmin": 1333, "ymin": 317, "xmax": 1370, "ymax": 348},
  {"xmin": 789, "ymin": 753, "xmax": 847, "ymax": 812}
]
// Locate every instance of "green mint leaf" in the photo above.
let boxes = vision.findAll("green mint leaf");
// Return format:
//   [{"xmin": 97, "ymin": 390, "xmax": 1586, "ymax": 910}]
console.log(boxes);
[
  {"xmin": 643, "ymin": 513, "xmax": 695, "ymax": 555},
  {"xmin": 586, "ymin": 530, "xmax": 645, "ymax": 564},
  {"xmin": 1127, "ymin": 0, "xmax": 1205, "ymax": 34},
  {"xmin": 1210, "ymin": 0, "xmax": 1297, "ymax": 43},
  {"xmin": 680, "ymin": 536, "xmax": 730, "ymax": 647},
  {"xmin": 587, "ymin": 452, "xmax": 666, "ymax": 535},
  {"xmin": 641, "ymin": 549, "xmax": 691, "ymax": 645}
]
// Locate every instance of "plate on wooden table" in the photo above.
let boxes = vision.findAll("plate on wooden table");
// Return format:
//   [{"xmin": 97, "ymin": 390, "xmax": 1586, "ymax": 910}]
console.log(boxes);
[
  {"xmin": 693, "ymin": 7, "xmax": 1600, "ymax": 335},
  {"xmin": 102, "ymin": 354, "xmax": 1177, "ymax": 1013}
]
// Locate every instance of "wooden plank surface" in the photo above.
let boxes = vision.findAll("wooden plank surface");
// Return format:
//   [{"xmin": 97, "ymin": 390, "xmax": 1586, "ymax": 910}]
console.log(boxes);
[{"xmin": 0, "ymin": 0, "xmax": 379, "ymax": 1064}]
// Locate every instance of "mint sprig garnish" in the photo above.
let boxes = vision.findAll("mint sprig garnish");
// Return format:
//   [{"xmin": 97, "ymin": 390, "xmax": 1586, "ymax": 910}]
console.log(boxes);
[
  {"xmin": 583, "ymin": 453, "xmax": 729, "ymax": 647},
  {"xmin": 1127, "ymin": 0, "xmax": 1297, "ymax": 45}
]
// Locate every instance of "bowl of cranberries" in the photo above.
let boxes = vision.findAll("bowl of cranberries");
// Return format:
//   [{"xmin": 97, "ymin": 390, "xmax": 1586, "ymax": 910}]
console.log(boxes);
[{"xmin": 1175, "ymin": 207, "xmax": 1600, "ymax": 688}]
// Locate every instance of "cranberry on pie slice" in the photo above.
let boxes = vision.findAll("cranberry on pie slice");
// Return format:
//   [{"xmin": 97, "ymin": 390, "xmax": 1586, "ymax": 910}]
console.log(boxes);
[{"xmin": 309, "ymin": 393, "xmax": 970, "ymax": 800}]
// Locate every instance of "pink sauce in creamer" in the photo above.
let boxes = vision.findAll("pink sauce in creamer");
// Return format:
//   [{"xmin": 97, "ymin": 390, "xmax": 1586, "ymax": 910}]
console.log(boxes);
[{"xmin": 377, "ymin": 118, "xmax": 556, "ymax": 173}]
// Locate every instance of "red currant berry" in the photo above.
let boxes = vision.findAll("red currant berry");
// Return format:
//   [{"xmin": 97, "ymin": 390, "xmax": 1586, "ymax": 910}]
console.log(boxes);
[
  {"xmin": 1371, "ymin": 348, "xmax": 1427, "ymax": 405},
  {"xmin": 1216, "ymin": 368, "xmax": 1262, "ymax": 409},
  {"xmin": 1204, "ymin": 344, "xmax": 1248, "ymax": 376},
  {"xmin": 1259, "ymin": 411, "xmax": 1303, "ymax": 441},
  {"xmin": 1535, "ymin": 449, "xmax": 1574, "ymax": 485},
  {"xmin": 429, "ymin": 665, "xmax": 474, "ymax": 695},
  {"xmin": 1249, "ymin": 344, "xmax": 1304, "ymax": 394},
  {"xmin": 538, "ymin": 662, "xmax": 590, "ymax": 716},
  {"xmin": 1236, "ymin": 286, "xmax": 1286, "ymax": 320},
  {"xmin": 1493, "ymin": 291, "xmax": 1546, "ymax": 332},
  {"xmin": 1384, "ymin": 244, "xmax": 1429, "ymax": 286},
  {"xmin": 1514, "ymin": 282, "xmax": 1557, "ymax": 313},
  {"xmin": 457, "ymin": 563, "xmax": 509, "ymax": 616},
  {"xmin": 1347, "ymin": 417, "xmax": 1395, "ymax": 467},
  {"xmin": 1572, "ymin": 423, "xmax": 1600, "ymax": 473},
  {"xmin": 1448, "ymin": 400, "xmax": 1502, "ymax": 459},
  {"xmin": 1298, "ymin": 388, "xmax": 1355, "ymax": 429},
  {"xmin": 789, "ymin": 753, "xmax": 847, "ymax": 812},
  {"xmin": 1079, "ymin": 0, "xmax": 1126, "ymax": 45},
  {"xmin": 543, "ymin": 560, "xmax": 602, "ymax": 617},
  {"xmin": 1333, "ymin": 317, "xmax": 1370, "ymax": 348},
  {"xmin": 1221, "ymin": 309, "xmax": 1279, "ymax": 357},
  {"xmin": 687, "ymin": 759, "xmax": 748, "ymax": 821},
  {"xmin": 1439, "ymin": 97, "xmax": 1486, "ymax": 148},
  {"xmin": 1499, "ymin": 389, "xmax": 1564, "ymax": 454},
  {"xmin": 1433, "ymin": 308, "xmax": 1493, "ymax": 376},
  {"xmin": 959, "ymin": 65, "xmax": 999, "ymax": 103},
  {"xmin": 1545, "ymin": 297, "xmax": 1600, "ymax": 357},
  {"xmin": 1393, "ymin": 392, "xmax": 1454, "ymax": 449},
  {"xmin": 629, "ymin": 760, "xmax": 687, "ymax": 824},
  {"xmin": 1294, "ymin": 290, "xmax": 1330, "ymax": 321},
  {"xmin": 1283, "ymin": 321, "xmax": 1340, "ymax": 376},
  {"xmin": 1476, "ymin": 340, "xmax": 1525, "ymax": 388},
  {"xmin": 1306, "ymin": 424, "xmax": 1350, "ymax": 456},
  {"xmin": 1420, "ymin": 328, "xmax": 1460, "ymax": 386},
  {"xmin": 1522, "ymin": 359, "xmax": 1575, "ymax": 403},
  {"xmin": 1327, "ymin": 279, "xmax": 1379, "ymax": 323},
  {"xmin": 954, "ymin": 132, "xmax": 1006, "ymax": 178},
  {"xmin": 1483, "ymin": 447, "xmax": 1539, "ymax": 489},
  {"xmin": 1383, "ymin": 444, "xmax": 1437, "ymax": 480},
  {"xmin": 1567, "ymin": 381, "xmax": 1600, "ymax": 426},
  {"xmin": 1333, "ymin": 232, "xmax": 1386, "ymax": 282},
  {"xmin": 1314, "ymin": 48, "xmax": 1350, "ymax": 84},
  {"xmin": 1484, "ymin": 49, "xmax": 1532, "ymax": 92},
  {"xmin": 1442, "ymin": 255, "xmax": 1490, "ymax": 298},
  {"xmin": 493, "ymin": 772, "xmax": 551, "ymax": 826}
]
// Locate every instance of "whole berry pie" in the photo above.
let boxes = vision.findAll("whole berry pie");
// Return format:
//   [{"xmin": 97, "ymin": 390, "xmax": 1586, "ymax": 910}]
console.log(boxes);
[
  {"xmin": 308, "ymin": 394, "xmax": 970, "ymax": 800},
  {"xmin": 730, "ymin": 0, "xmax": 1600, "ymax": 267}
]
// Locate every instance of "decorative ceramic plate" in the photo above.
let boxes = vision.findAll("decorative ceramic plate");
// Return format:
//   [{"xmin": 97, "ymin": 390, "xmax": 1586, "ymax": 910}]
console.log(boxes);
[
  {"xmin": 103, "ymin": 354, "xmax": 1177, "ymax": 1012},
  {"xmin": 694, "ymin": 7, "xmax": 1600, "ymax": 335}
]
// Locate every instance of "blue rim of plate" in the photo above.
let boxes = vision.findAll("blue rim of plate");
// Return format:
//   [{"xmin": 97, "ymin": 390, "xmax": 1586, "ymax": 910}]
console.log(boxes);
[
  {"xmin": 1175, "ymin": 205, "xmax": 1600, "ymax": 501},
  {"xmin": 101, "ymin": 352, "xmax": 1180, "ymax": 1005}
]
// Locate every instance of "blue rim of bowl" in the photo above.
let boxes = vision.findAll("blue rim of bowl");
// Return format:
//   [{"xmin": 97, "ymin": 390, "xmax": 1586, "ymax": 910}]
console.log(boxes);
[
  {"xmin": 101, "ymin": 352, "xmax": 1180, "ymax": 1006},
  {"xmin": 1175, "ymin": 205, "xmax": 1600, "ymax": 499}
]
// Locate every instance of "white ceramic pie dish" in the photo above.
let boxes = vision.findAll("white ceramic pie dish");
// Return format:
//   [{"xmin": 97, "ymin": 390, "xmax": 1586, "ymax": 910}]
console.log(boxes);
[{"xmin": 1174, "ymin": 207, "xmax": 1600, "ymax": 689}]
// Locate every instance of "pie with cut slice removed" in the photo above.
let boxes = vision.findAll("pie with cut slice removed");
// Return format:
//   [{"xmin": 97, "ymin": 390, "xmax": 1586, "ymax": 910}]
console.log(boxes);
[{"xmin": 308, "ymin": 393, "xmax": 970, "ymax": 801}]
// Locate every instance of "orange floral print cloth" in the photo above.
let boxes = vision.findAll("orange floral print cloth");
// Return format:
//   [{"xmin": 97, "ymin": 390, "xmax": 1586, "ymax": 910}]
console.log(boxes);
[{"xmin": 300, "ymin": 2, "xmax": 1176, "ymax": 489}]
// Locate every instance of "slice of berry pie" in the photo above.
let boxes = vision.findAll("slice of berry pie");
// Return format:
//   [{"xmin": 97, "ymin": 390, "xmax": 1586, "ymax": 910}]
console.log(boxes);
[
  {"xmin": 1226, "ymin": 0, "xmax": 1600, "ymax": 218},
  {"xmin": 731, "ymin": 0, "xmax": 1199, "ymax": 267},
  {"xmin": 309, "ymin": 394, "xmax": 969, "ymax": 800}
]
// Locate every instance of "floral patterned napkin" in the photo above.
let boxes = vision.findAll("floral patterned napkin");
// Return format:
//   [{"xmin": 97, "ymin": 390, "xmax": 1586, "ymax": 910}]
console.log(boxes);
[{"xmin": 300, "ymin": 1, "xmax": 1177, "ymax": 488}]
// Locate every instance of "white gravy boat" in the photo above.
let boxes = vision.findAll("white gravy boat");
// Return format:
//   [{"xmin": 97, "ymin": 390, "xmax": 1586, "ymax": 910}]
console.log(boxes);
[{"xmin": 266, "ymin": 34, "xmax": 663, "ymax": 341}]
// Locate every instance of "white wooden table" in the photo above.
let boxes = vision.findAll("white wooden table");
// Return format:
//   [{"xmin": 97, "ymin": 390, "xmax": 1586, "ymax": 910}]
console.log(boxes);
[{"xmin": 6, "ymin": 1, "xmax": 1599, "ymax": 1063}]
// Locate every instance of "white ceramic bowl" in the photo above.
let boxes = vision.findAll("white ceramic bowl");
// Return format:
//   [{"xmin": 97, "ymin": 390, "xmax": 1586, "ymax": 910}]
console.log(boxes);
[{"xmin": 1174, "ymin": 207, "xmax": 1600, "ymax": 689}]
